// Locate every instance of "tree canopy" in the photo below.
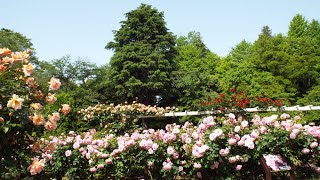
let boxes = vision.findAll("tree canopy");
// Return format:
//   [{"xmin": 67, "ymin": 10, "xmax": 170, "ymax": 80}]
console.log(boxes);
[{"xmin": 105, "ymin": 4, "xmax": 177, "ymax": 106}]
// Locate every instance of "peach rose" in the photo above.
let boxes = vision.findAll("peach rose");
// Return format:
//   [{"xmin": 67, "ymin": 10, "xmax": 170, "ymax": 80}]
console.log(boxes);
[
  {"xmin": 30, "ymin": 103, "xmax": 42, "ymax": 110},
  {"xmin": 30, "ymin": 114, "xmax": 45, "ymax": 126},
  {"xmin": 46, "ymin": 93, "xmax": 57, "ymax": 104},
  {"xmin": 23, "ymin": 63, "xmax": 34, "ymax": 76},
  {"xmin": 28, "ymin": 157, "xmax": 45, "ymax": 175},
  {"xmin": 61, "ymin": 104, "xmax": 71, "ymax": 115},
  {"xmin": 48, "ymin": 77, "xmax": 61, "ymax": 91},
  {"xmin": 44, "ymin": 121, "xmax": 57, "ymax": 130},
  {"xmin": 7, "ymin": 94, "xmax": 24, "ymax": 110}
]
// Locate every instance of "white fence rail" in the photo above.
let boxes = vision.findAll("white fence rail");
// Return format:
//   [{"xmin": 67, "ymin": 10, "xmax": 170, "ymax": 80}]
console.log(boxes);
[{"xmin": 143, "ymin": 105, "xmax": 320, "ymax": 118}]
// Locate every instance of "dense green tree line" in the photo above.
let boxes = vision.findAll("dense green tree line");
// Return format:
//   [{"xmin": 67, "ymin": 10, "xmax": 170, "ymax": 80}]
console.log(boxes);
[{"xmin": 2, "ymin": 5, "xmax": 320, "ymax": 113}]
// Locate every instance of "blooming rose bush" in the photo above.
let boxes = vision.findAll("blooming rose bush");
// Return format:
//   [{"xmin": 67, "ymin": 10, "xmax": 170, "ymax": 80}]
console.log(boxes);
[
  {"xmin": 78, "ymin": 102, "xmax": 176, "ymax": 134},
  {"xmin": 0, "ymin": 48, "xmax": 70, "ymax": 178},
  {"xmin": 33, "ymin": 113, "xmax": 319, "ymax": 179},
  {"xmin": 199, "ymin": 89, "xmax": 285, "ymax": 113}
]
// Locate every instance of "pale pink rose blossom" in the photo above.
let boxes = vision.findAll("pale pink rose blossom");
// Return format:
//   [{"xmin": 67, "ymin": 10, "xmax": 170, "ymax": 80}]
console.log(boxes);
[
  {"xmin": 237, "ymin": 140, "xmax": 245, "ymax": 146},
  {"xmin": 167, "ymin": 146, "xmax": 175, "ymax": 155},
  {"xmin": 105, "ymin": 158, "xmax": 112, "ymax": 164},
  {"xmin": 65, "ymin": 150, "xmax": 72, "ymax": 157},
  {"xmin": 228, "ymin": 138, "xmax": 237, "ymax": 146},
  {"xmin": 228, "ymin": 157, "xmax": 237, "ymax": 163},
  {"xmin": 260, "ymin": 126, "xmax": 267, "ymax": 134},
  {"xmin": 178, "ymin": 166, "xmax": 183, "ymax": 172},
  {"xmin": 219, "ymin": 148, "xmax": 230, "ymax": 157},
  {"xmin": 172, "ymin": 152, "xmax": 179, "ymax": 159},
  {"xmin": 244, "ymin": 138, "xmax": 255, "ymax": 149},
  {"xmin": 89, "ymin": 167, "xmax": 97, "ymax": 173},
  {"xmin": 290, "ymin": 132, "xmax": 297, "ymax": 139},
  {"xmin": 193, "ymin": 162, "xmax": 202, "ymax": 169},
  {"xmin": 302, "ymin": 148, "xmax": 310, "ymax": 154},
  {"xmin": 241, "ymin": 121, "xmax": 248, "ymax": 128},
  {"xmin": 97, "ymin": 164, "xmax": 104, "ymax": 169},
  {"xmin": 46, "ymin": 93, "xmax": 57, "ymax": 104},
  {"xmin": 235, "ymin": 165, "xmax": 242, "ymax": 171},
  {"xmin": 163, "ymin": 161, "xmax": 173, "ymax": 171},
  {"xmin": 234, "ymin": 126, "xmax": 241, "ymax": 133},
  {"xmin": 229, "ymin": 113, "xmax": 235, "ymax": 119},
  {"xmin": 310, "ymin": 142, "xmax": 318, "ymax": 149}
]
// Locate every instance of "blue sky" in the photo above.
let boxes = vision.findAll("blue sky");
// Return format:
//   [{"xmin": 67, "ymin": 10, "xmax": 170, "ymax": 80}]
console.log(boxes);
[{"xmin": 2, "ymin": 1, "xmax": 320, "ymax": 65}]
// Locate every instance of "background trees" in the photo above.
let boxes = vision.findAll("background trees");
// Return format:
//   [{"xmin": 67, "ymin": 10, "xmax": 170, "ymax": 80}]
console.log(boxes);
[
  {"xmin": 1, "ymin": 5, "xmax": 320, "ymax": 111},
  {"xmin": 173, "ymin": 32, "xmax": 219, "ymax": 109},
  {"xmin": 104, "ymin": 4, "xmax": 177, "ymax": 106}
]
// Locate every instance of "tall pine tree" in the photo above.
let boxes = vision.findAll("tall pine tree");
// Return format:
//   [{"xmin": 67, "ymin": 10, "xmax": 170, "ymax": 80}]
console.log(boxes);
[{"xmin": 105, "ymin": 4, "xmax": 177, "ymax": 105}]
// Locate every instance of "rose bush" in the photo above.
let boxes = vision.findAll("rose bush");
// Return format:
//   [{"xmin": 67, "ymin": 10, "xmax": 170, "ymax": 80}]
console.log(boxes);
[
  {"xmin": 78, "ymin": 102, "xmax": 176, "ymax": 134},
  {"xmin": 32, "ymin": 113, "xmax": 319, "ymax": 179},
  {"xmin": 0, "ymin": 48, "xmax": 70, "ymax": 178}
]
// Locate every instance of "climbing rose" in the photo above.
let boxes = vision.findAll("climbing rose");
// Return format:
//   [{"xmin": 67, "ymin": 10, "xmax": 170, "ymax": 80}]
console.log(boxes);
[
  {"xmin": 48, "ymin": 77, "xmax": 61, "ymax": 90},
  {"xmin": 61, "ymin": 104, "xmax": 71, "ymax": 115},
  {"xmin": 7, "ymin": 94, "xmax": 24, "ymax": 110},
  {"xmin": 23, "ymin": 63, "xmax": 34, "ymax": 76},
  {"xmin": 28, "ymin": 157, "xmax": 45, "ymax": 175}
]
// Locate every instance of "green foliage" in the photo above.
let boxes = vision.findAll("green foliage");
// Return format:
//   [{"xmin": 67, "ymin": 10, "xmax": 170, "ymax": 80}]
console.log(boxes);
[
  {"xmin": 216, "ymin": 40, "xmax": 290, "ymax": 100},
  {"xmin": 105, "ymin": 4, "xmax": 178, "ymax": 106},
  {"xmin": 288, "ymin": 14, "xmax": 308, "ymax": 38},
  {"xmin": 0, "ymin": 29, "xmax": 33, "ymax": 52},
  {"xmin": 173, "ymin": 32, "xmax": 219, "ymax": 110}
]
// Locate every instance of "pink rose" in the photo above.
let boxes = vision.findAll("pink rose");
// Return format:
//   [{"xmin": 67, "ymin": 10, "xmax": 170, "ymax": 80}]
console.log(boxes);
[
  {"xmin": 310, "ymin": 142, "xmax": 318, "ymax": 149},
  {"xmin": 105, "ymin": 158, "xmax": 112, "ymax": 165},
  {"xmin": 193, "ymin": 162, "xmax": 202, "ymax": 169},
  {"xmin": 167, "ymin": 146, "xmax": 175, "ymax": 155},
  {"xmin": 97, "ymin": 164, "xmax": 104, "ymax": 169},
  {"xmin": 234, "ymin": 126, "xmax": 241, "ymax": 133},
  {"xmin": 302, "ymin": 148, "xmax": 310, "ymax": 154},
  {"xmin": 235, "ymin": 165, "xmax": 242, "ymax": 171},
  {"xmin": 65, "ymin": 150, "xmax": 72, "ymax": 157},
  {"xmin": 210, "ymin": 162, "xmax": 219, "ymax": 169},
  {"xmin": 163, "ymin": 161, "xmax": 173, "ymax": 171},
  {"xmin": 89, "ymin": 167, "xmax": 97, "ymax": 173},
  {"xmin": 241, "ymin": 121, "xmax": 248, "ymax": 128},
  {"xmin": 228, "ymin": 157, "xmax": 237, "ymax": 163}
]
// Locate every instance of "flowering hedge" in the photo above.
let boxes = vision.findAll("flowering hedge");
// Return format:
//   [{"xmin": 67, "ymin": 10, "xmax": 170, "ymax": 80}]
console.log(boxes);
[
  {"xmin": 199, "ymin": 89, "xmax": 284, "ymax": 113},
  {"xmin": 0, "ymin": 48, "xmax": 70, "ymax": 178},
  {"xmin": 32, "ymin": 113, "xmax": 319, "ymax": 179},
  {"xmin": 78, "ymin": 102, "xmax": 176, "ymax": 134}
]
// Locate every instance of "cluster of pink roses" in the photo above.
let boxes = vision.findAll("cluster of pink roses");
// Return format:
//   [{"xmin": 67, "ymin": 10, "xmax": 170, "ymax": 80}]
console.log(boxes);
[{"xmin": 33, "ymin": 112, "xmax": 319, "ymax": 177}]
